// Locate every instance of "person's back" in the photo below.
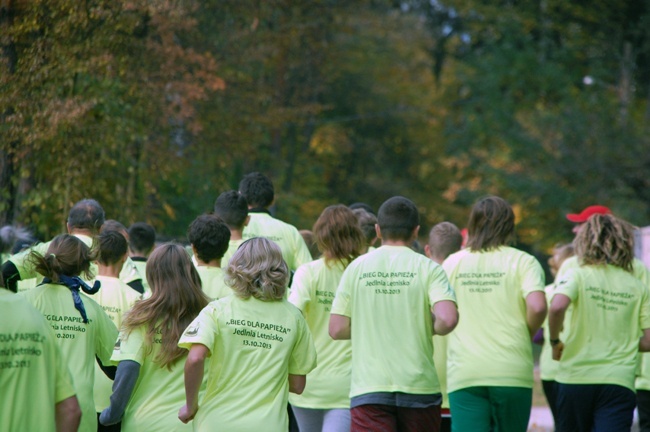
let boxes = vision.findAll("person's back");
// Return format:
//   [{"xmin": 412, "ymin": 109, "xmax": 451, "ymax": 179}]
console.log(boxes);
[
  {"xmin": 92, "ymin": 230, "xmax": 142, "ymax": 417},
  {"xmin": 442, "ymin": 196, "xmax": 546, "ymax": 432},
  {"xmin": 100, "ymin": 244, "xmax": 210, "ymax": 432},
  {"xmin": 179, "ymin": 238, "xmax": 317, "ymax": 432},
  {"xmin": 0, "ymin": 288, "xmax": 80, "ymax": 432},
  {"xmin": 20, "ymin": 234, "xmax": 118, "ymax": 432},
  {"xmin": 330, "ymin": 196, "xmax": 458, "ymax": 431},
  {"xmin": 239, "ymin": 172, "xmax": 312, "ymax": 271},
  {"xmin": 2, "ymin": 198, "xmax": 104, "ymax": 292}
]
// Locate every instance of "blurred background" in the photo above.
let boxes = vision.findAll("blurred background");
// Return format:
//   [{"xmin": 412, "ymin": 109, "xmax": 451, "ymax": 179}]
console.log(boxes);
[{"xmin": 1, "ymin": 0, "xmax": 649, "ymax": 252}]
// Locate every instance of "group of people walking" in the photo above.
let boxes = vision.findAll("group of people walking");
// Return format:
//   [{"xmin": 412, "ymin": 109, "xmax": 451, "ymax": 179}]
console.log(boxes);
[{"xmin": 1, "ymin": 171, "xmax": 650, "ymax": 432}]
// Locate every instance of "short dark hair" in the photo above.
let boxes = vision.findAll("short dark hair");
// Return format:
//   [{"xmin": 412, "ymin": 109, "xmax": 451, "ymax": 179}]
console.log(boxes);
[
  {"xmin": 377, "ymin": 196, "xmax": 419, "ymax": 241},
  {"xmin": 238, "ymin": 172, "xmax": 274, "ymax": 208},
  {"xmin": 428, "ymin": 222, "xmax": 462, "ymax": 261},
  {"xmin": 214, "ymin": 190, "xmax": 248, "ymax": 230},
  {"xmin": 466, "ymin": 196, "xmax": 515, "ymax": 252},
  {"xmin": 67, "ymin": 199, "xmax": 105, "ymax": 233},
  {"xmin": 349, "ymin": 202, "xmax": 375, "ymax": 215},
  {"xmin": 187, "ymin": 214, "xmax": 231, "ymax": 263},
  {"xmin": 128, "ymin": 222, "xmax": 156, "ymax": 256},
  {"xmin": 101, "ymin": 220, "xmax": 127, "ymax": 236},
  {"xmin": 98, "ymin": 229, "xmax": 128, "ymax": 265}
]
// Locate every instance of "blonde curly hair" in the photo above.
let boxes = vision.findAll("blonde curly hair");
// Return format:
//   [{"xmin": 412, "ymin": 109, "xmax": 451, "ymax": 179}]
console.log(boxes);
[
  {"xmin": 575, "ymin": 214, "xmax": 635, "ymax": 273},
  {"xmin": 226, "ymin": 237, "xmax": 289, "ymax": 301}
]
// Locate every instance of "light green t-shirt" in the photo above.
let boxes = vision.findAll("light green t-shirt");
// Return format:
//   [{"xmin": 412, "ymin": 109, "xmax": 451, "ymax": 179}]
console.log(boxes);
[
  {"xmin": 442, "ymin": 246, "xmax": 545, "ymax": 393},
  {"xmin": 179, "ymin": 296, "xmax": 317, "ymax": 432},
  {"xmin": 557, "ymin": 256, "xmax": 650, "ymax": 390},
  {"xmin": 21, "ymin": 283, "xmax": 118, "ymax": 432},
  {"xmin": 194, "ymin": 265, "xmax": 232, "ymax": 300},
  {"xmin": 131, "ymin": 258, "xmax": 150, "ymax": 296},
  {"xmin": 331, "ymin": 245, "xmax": 457, "ymax": 398},
  {"xmin": 242, "ymin": 213, "xmax": 313, "ymax": 271},
  {"xmin": 222, "ymin": 239, "xmax": 244, "ymax": 266},
  {"xmin": 0, "ymin": 289, "xmax": 76, "ymax": 432},
  {"xmin": 119, "ymin": 257, "xmax": 143, "ymax": 285},
  {"xmin": 93, "ymin": 276, "xmax": 142, "ymax": 412},
  {"xmin": 553, "ymin": 264, "xmax": 650, "ymax": 391},
  {"xmin": 288, "ymin": 258, "xmax": 351, "ymax": 409},
  {"xmin": 112, "ymin": 325, "xmax": 196, "ymax": 432}
]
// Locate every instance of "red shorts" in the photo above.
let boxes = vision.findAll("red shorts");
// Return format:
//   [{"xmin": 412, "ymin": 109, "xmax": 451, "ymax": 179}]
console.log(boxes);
[{"xmin": 351, "ymin": 404, "xmax": 441, "ymax": 432}]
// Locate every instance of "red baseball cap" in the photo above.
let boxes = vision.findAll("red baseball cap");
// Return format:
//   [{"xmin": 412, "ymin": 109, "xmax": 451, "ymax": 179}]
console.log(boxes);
[{"xmin": 566, "ymin": 205, "xmax": 611, "ymax": 223}]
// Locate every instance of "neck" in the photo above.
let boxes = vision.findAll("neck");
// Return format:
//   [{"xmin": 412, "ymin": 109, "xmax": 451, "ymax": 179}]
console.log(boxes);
[
  {"xmin": 98, "ymin": 263, "xmax": 122, "ymax": 278},
  {"xmin": 381, "ymin": 239, "xmax": 412, "ymax": 247},
  {"xmin": 196, "ymin": 257, "xmax": 221, "ymax": 268},
  {"xmin": 69, "ymin": 229, "xmax": 94, "ymax": 238},
  {"xmin": 230, "ymin": 229, "xmax": 243, "ymax": 241}
]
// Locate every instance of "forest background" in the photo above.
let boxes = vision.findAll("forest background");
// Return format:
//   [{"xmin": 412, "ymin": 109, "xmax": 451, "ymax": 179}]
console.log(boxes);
[{"xmin": 1, "ymin": 0, "xmax": 649, "ymax": 255}]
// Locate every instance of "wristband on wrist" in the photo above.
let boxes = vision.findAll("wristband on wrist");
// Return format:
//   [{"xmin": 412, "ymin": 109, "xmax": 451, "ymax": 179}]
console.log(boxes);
[{"xmin": 550, "ymin": 338, "xmax": 561, "ymax": 346}]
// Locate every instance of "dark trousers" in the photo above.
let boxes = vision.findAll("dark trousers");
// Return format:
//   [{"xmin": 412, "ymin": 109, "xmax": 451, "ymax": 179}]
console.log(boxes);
[
  {"xmin": 541, "ymin": 380, "xmax": 559, "ymax": 425},
  {"xmin": 555, "ymin": 383, "xmax": 635, "ymax": 432},
  {"xmin": 638, "ymin": 389, "xmax": 650, "ymax": 432}
]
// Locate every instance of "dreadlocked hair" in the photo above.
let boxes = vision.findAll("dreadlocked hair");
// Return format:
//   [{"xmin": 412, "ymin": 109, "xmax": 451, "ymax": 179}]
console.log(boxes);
[{"xmin": 575, "ymin": 214, "xmax": 635, "ymax": 273}]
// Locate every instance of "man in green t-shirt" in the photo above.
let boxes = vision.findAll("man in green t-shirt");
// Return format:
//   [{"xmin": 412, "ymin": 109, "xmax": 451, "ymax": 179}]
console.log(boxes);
[
  {"xmin": 127, "ymin": 222, "xmax": 156, "ymax": 295},
  {"xmin": 188, "ymin": 214, "xmax": 232, "ymax": 300},
  {"xmin": 330, "ymin": 196, "xmax": 458, "ymax": 432},
  {"xmin": 239, "ymin": 172, "xmax": 312, "ymax": 272}
]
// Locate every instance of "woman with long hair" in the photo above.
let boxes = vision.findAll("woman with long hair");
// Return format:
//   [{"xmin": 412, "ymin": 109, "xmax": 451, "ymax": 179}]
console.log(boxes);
[
  {"xmin": 288, "ymin": 204, "xmax": 365, "ymax": 431},
  {"xmin": 22, "ymin": 234, "xmax": 118, "ymax": 432},
  {"xmin": 442, "ymin": 196, "xmax": 547, "ymax": 432},
  {"xmin": 99, "ymin": 243, "xmax": 209, "ymax": 431},
  {"xmin": 178, "ymin": 237, "xmax": 317, "ymax": 431},
  {"xmin": 549, "ymin": 214, "xmax": 650, "ymax": 431}
]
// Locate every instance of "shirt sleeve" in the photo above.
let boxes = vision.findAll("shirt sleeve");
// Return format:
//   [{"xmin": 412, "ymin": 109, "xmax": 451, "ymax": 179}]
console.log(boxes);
[
  {"xmin": 552, "ymin": 268, "xmax": 580, "ymax": 302},
  {"xmin": 427, "ymin": 262, "xmax": 457, "ymax": 306},
  {"xmin": 519, "ymin": 254, "xmax": 546, "ymax": 299},
  {"xmin": 639, "ymin": 283, "xmax": 650, "ymax": 330},
  {"xmin": 288, "ymin": 264, "xmax": 313, "ymax": 312},
  {"xmin": 112, "ymin": 327, "xmax": 145, "ymax": 364},
  {"xmin": 178, "ymin": 304, "xmax": 218, "ymax": 355},
  {"xmin": 331, "ymin": 265, "xmax": 354, "ymax": 317},
  {"xmin": 288, "ymin": 311, "xmax": 317, "ymax": 375}
]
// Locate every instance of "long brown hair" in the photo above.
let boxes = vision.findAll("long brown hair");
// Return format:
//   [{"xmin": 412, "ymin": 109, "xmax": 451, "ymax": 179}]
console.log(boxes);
[
  {"xmin": 122, "ymin": 243, "xmax": 209, "ymax": 369},
  {"xmin": 575, "ymin": 214, "xmax": 635, "ymax": 272},
  {"xmin": 313, "ymin": 205, "xmax": 364, "ymax": 267},
  {"xmin": 28, "ymin": 234, "xmax": 96, "ymax": 281},
  {"xmin": 466, "ymin": 196, "xmax": 515, "ymax": 252}
]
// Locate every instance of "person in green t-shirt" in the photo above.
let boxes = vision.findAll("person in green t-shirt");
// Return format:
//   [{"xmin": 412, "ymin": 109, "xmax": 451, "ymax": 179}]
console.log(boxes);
[
  {"xmin": 187, "ymin": 214, "xmax": 232, "ymax": 300},
  {"xmin": 178, "ymin": 237, "xmax": 317, "ymax": 432},
  {"xmin": 443, "ymin": 196, "xmax": 547, "ymax": 432},
  {"xmin": 213, "ymin": 190, "xmax": 249, "ymax": 265},
  {"xmin": 99, "ymin": 243, "xmax": 210, "ymax": 432},
  {"xmin": 330, "ymin": 196, "xmax": 458, "ymax": 432},
  {"xmin": 288, "ymin": 205, "xmax": 365, "ymax": 431},
  {"xmin": 239, "ymin": 172, "xmax": 312, "ymax": 272},
  {"xmin": 549, "ymin": 214, "xmax": 650, "ymax": 432},
  {"xmin": 538, "ymin": 242, "xmax": 574, "ymax": 426},
  {"xmin": 127, "ymin": 222, "xmax": 156, "ymax": 295},
  {"xmin": 21, "ymin": 234, "xmax": 118, "ymax": 432},
  {"xmin": 424, "ymin": 221, "xmax": 463, "ymax": 432},
  {"xmin": 2, "ymin": 198, "xmax": 105, "ymax": 292},
  {"xmin": 1, "ymin": 287, "xmax": 81, "ymax": 432},
  {"xmin": 92, "ymin": 229, "xmax": 142, "ymax": 431}
]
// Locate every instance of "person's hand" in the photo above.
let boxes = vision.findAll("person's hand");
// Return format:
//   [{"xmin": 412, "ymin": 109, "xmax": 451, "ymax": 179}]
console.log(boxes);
[
  {"xmin": 552, "ymin": 341, "xmax": 564, "ymax": 361},
  {"xmin": 178, "ymin": 403, "xmax": 198, "ymax": 424}
]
